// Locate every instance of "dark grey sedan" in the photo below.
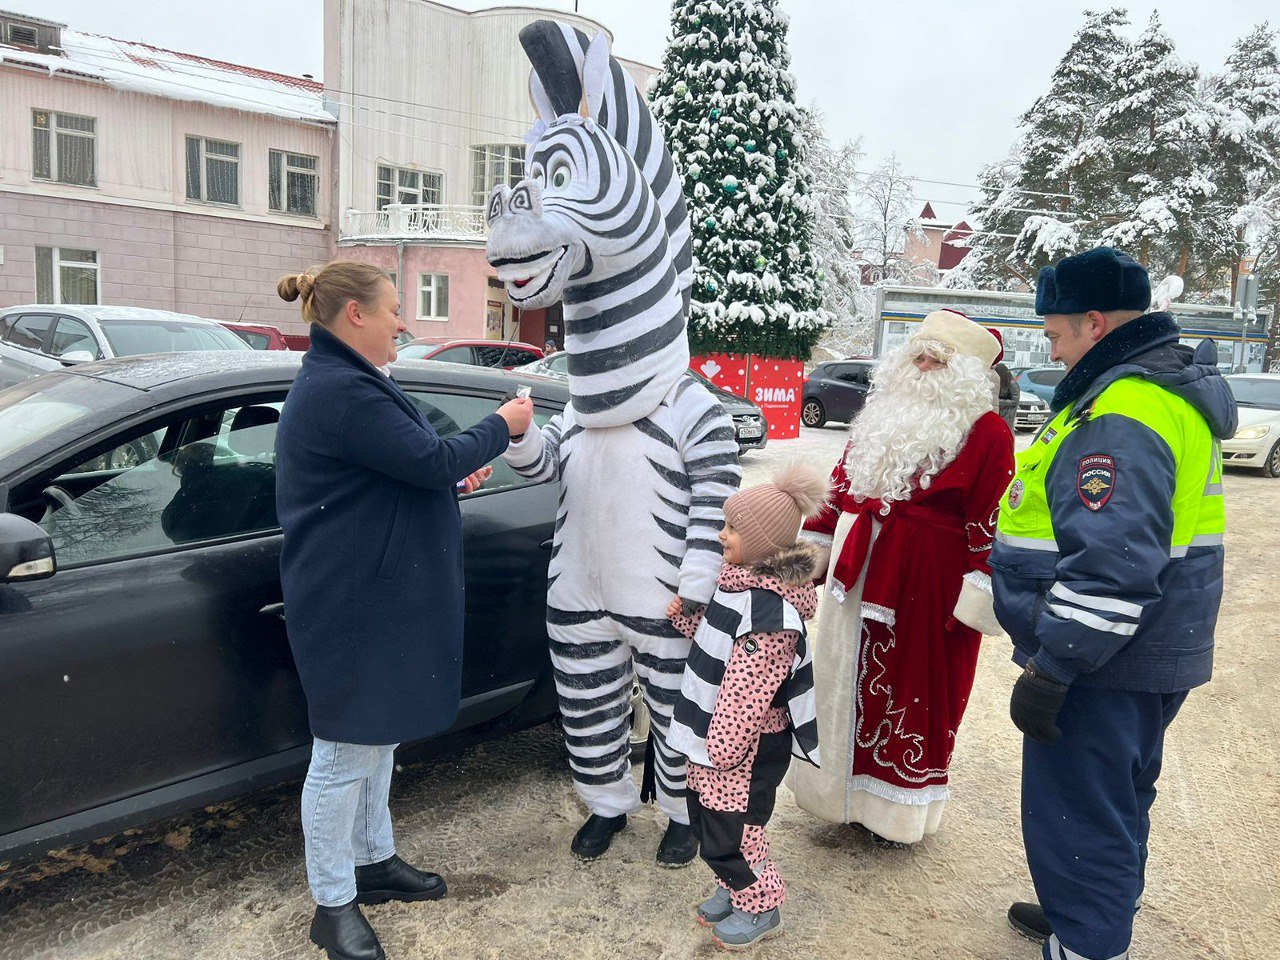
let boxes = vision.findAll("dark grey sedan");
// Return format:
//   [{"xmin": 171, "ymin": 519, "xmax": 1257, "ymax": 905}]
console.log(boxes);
[
  {"xmin": 801, "ymin": 359, "xmax": 875, "ymax": 427},
  {"xmin": 0, "ymin": 354, "xmax": 565, "ymax": 864}
]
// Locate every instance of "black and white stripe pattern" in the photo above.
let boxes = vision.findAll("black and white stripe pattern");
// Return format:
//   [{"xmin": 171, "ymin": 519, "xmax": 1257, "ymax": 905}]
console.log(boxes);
[
  {"xmin": 492, "ymin": 22, "xmax": 740, "ymax": 825},
  {"xmin": 668, "ymin": 587, "xmax": 820, "ymax": 770}
]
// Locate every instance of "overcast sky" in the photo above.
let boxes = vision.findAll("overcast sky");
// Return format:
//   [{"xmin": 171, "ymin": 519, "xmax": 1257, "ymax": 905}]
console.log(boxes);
[{"xmin": 30, "ymin": 0, "xmax": 1278, "ymax": 220}]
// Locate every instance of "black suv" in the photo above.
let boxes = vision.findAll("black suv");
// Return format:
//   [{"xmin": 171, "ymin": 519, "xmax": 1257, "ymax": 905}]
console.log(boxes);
[{"xmin": 802, "ymin": 359, "xmax": 875, "ymax": 427}]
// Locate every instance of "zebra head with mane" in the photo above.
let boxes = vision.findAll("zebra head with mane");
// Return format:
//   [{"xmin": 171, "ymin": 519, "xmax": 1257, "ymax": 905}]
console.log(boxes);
[{"xmin": 487, "ymin": 22, "xmax": 693, "ymax": 428}]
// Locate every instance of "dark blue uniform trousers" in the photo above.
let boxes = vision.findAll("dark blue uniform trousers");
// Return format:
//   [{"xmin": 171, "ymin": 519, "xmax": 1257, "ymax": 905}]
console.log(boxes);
[{"xmin": 1022, "ymin": 685, "xmax": 1187, "ymax": 960}]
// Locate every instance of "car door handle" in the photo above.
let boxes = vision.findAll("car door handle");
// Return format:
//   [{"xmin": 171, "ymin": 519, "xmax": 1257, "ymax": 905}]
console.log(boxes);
[
  {"xmin": 260, "ymin": 602, "xmax": 285, "ymax": 620},
  {"xmin": 540, "ymin": 538, "xmax": 554, "ymax": 550}
]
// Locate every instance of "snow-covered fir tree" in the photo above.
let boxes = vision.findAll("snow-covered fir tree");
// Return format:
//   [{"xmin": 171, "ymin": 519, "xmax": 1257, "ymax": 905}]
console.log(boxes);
[
  {"xmin": 651, "ymin": 0, "xmax": 828, "ymax": 358},
  {"xmin": 1096, "ymin": 13, "xmax": 1230, "ymax": 289},
  {"xmin": 797, "ymin": 106, "xmax": 874, "ymax": 355},
  {"xmin": 962, "ymin": 8, "xmax": 1129, "ymax": 288},
  {"xmin": 1218, "ymin": 24, "xmax": 1280, "ymax": 300}
]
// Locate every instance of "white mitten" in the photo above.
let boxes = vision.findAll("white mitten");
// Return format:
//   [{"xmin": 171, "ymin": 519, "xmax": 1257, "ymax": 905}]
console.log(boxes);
[{"xmin": 953, "ymin": 571, "xmax": 1002, "ymax": 636}]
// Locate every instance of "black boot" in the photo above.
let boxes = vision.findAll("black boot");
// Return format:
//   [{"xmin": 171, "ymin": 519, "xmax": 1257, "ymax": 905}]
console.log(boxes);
[
  {"xmin": 570, "ymin": 813, "xmax": 627, "ymax": 860},
  {"xmin": 1008, "ymin": 902, "xmax": 1052, "ymax": 944},
  {"xmin": 656, "ymin": 819, "xmax": 699, "ymax": 868},
  {"xmin": 309, "ymin": 901, "xmax": 384, "ymax": 960},
  {"xmin": 355, "ymin": 854, "xmax": 447, "ymax": 905}
]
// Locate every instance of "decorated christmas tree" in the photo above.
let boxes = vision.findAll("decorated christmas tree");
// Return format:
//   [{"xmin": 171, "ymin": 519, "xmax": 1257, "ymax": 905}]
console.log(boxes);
[{"xmin": 651, "ymin": 0, "xmax": 828, "ymax": 359}]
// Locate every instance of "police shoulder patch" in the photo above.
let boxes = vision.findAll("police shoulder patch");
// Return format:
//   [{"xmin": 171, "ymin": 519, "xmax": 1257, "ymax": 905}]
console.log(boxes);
[{"xmin": 1077, "ymin": 454, "xmax": 1116, "ymax": 511}]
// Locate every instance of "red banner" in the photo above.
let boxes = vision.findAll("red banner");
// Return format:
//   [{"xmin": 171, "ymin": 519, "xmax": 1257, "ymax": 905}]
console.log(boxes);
[{"xmin": 691, "ymin": 353, "xmax": 803, "ymax": 440}]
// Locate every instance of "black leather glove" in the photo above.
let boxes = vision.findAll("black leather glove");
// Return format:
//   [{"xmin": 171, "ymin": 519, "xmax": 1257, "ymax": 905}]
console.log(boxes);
[{"xmin": 1010, "ymin": 665, "xmax": 1069, "ymax": 744}]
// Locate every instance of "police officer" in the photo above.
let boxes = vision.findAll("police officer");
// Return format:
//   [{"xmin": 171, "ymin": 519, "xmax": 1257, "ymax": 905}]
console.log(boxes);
[{"xmin": 990, "ymin": 248, "xmax": 1237, "ymax": 960}]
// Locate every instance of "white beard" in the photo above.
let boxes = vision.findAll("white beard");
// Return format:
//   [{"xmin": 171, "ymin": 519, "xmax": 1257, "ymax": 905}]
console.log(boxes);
[{"xmin": 843, "ymin": 344, "xmax": 995, "ymax": 507}]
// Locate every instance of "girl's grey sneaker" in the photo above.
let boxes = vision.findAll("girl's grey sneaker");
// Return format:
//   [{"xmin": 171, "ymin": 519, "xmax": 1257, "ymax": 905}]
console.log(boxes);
[
  {"xmin": 695, "ymin": 886, "xmax": 733, "ymax": 927},
  {"xmin": 712, "ymin": 906, "xmax": 783, "ymax": 950}
]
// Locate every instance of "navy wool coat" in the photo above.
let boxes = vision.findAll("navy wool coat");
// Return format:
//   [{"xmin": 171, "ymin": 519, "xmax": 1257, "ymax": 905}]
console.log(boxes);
[{"xmin": 275, "ymin": 324, "xmax": 510, "ymax": 745}]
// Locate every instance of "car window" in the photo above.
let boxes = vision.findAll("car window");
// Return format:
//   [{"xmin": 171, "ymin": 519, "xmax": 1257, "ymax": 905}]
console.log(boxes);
[
  {"xmin": 5, "ymin": 314, "xmax": 54, "ymax": 351},
  {"xmin": 548, "ymin": 352, "xmax": 569, "ymax": 373},
  {"xmin": 1226, "ymin": 377, "xmax": 1280, "ymax": 408},
  {"xmin": 405, "ymin": 389, "xmax": 554, "ymax": 494},
  {"xmin": 97, "ymin": 320, "xmax": 251, "ymax": 357},
  {"xmin": 834, "ymin": 364, "xmax": 869, "ymax": 385},
  {"xmin": 1028, "ymin": 369, "xmax": 1065, "ymax": 386},
  {"xmin": 475, "ymin": 345, "xmax": 538, "ymax": 367},
  {"xmin": 50, "ymin": 316, "xmax": 102, "ymax": 360},
  {"xmin": 432, "ymin": 346, "xmax": 475, "ymax": 364},
  {"xmin": 397, "ymin": 343, "xmax": 435, "ymax": 360},
  {"xmin": 233, "ymin": 330, "xmax": 273, "ymax": 350},
  {"xmin": 36, "ymin": 399, "xmax": 284, "ymax": 567}
]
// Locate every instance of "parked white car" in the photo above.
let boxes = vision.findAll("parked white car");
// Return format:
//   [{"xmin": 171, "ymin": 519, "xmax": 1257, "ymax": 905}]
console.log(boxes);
[
  {"xmin": 0, "ymin": 304, "xmax": 249, "ymax": 390},
  {"xmin": 1222, "ymin": 373, "xmax": 1280, "ymax": 478}
]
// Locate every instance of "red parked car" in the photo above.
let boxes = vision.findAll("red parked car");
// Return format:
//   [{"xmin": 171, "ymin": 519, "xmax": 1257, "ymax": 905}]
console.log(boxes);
[
  {"xmin": 396, "ymin": 337, "xmax": 544, "ymax": 369},
  {"xmin": 220, "ymin": 321, "xmax": 296, "ymax": 351}
]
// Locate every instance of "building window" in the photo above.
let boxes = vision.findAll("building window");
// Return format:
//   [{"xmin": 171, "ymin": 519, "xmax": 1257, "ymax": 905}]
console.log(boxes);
[
  {"xmin": 32, "ymin": 110, "xmax": 96, "ymax": 186},
  {"xmin": 377, "ymin": 165, "xmax": 443, "ymax": 210},
  {"xmin": 269, "ymin": 150, "xmax": 318, "ymax": 216},
  {"xmin": 35, "ymin": 247, "xmax": 99, "ymax": 304},
  {"xmin": 470, "ymin": 145, "xmax": 525, "ymax": 207},
  {"xmin": 419, "ymin": 274, "xmax": 449, "ymax": 320},
  {"xmin": 185, "ymin": 136, "xmax": 240, "ymax": 205}
]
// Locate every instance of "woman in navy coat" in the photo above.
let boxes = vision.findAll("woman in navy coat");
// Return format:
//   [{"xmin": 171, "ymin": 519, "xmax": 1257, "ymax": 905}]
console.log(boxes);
[{"xmin": 274, "ymin": 261, "xmax": 532, "ymax": 960}]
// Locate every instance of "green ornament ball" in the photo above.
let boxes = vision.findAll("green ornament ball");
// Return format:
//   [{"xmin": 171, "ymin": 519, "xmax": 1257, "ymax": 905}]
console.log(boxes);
[
  {"xmin": 724, "ymin": 133, "xmax": 739, "ymax": 148},
  {"xmin": 705, "ymin": 279, "xmax": 718, "ymax": 293},
  {"xmin": 736, "ymin": 81, "xmax": 748, "ymax": 92},
  {"xmin": 687, "ymin": 163, "xmax": 702, "ymax": 180},
  {"xmin": 674, "ymin": 81, "xmax": 688, "ymax": 97},
  {"xmin": 818, "ymin": 268, "xmax": 827, "ymax": 280},
  {"xmin": 721, "ymin": 180, "xmax": 738, "ymax": 195},
  {"xmin": 703, "ymin": 217, "xmax": 717, "ymax": 231},
  {"xmin": 744, "ymin": 140, "xmax": 757, "ymax": 153},
  {"xmin": 692, "ymin": 14, "xmax": 701, "ymax": 25},
  {"xmin": 777, "ymin": 147, "xmax": 789, "ymax": 159},
  {"xmin": 709, "ymin": 107, "xmax": 721, "ymax": 120},
  {"xmin": 754, "ymin": 255, "xmax": 767, "ymax": 270}
]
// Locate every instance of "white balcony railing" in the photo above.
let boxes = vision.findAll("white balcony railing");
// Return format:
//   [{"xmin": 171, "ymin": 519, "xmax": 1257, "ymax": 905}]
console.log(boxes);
[{"xmin": 342, "ymin": 203, "xmax": 487, "ymax": 240}]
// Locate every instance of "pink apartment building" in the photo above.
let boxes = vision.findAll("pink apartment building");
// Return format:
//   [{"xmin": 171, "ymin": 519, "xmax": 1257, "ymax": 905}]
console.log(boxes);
[{"xmin": 0, "ymin": 10, "xmax": 334, "ymax": 335}]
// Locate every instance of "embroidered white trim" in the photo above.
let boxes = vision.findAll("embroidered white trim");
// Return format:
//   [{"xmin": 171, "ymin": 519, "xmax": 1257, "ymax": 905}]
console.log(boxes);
[
  {"xmin": 1049, "ymin": 582, "xmax": 1140, "ymax": 618},
  {"xmin": 1047, "ymin": 603, "xmax": 1138, "ymax": 636},
  {"xmin": 798, "ymin": 529, "xmax": 834, "ymax": 548},
  {"xmin": 829, "ymin": 579, "xmax": 847, "ymax": 604},
  {"xmin": 847, "ymin": 774, "xmax": 951, "ymax": 807},
  {"xmin": 861, "ymin": 602, "xmax": 896, "ymax": 626},
  {"xmin": 963, "ymin": 570, "xmax": 993, "ymax": 595}
]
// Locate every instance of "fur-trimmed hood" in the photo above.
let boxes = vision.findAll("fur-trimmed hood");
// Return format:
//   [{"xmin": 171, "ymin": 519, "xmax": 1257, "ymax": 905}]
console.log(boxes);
[{"xmin": 718, "ymin": 541, "xmax": 821, "ymax": 621}]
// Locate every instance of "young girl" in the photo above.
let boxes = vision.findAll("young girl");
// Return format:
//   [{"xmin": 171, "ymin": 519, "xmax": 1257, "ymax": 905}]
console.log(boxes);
[{"xmin": 666, "ymin": 464, "xmax": 826, "ymax": 950}]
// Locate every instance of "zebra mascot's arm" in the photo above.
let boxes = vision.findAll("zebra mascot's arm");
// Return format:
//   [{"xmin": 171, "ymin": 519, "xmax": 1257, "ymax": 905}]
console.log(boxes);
[
  {"xmin": 673, "ymin": 378, "xmax": 741, "ymax": 607},
  {"xmin": 503, "ymin": 412, "xmax": 565, "ymax": 483}
]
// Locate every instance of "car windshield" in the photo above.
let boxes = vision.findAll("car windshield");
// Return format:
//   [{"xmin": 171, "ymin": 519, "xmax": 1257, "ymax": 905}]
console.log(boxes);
[
  {"xmin": 99, "ymin": 319, "xmax": 250, "ymax": 357},
  {"xmin": 233, "ymin": 330, "xmax": 273, "ymax": 350},
  {"xmin": 1226, "ymin": 377, "xmax": 1280, "ymax": 408},
  {"xmin": 397, "ymin": 343, "xmax": 435, "ymax": 360},
  {"xmin": 0, "ymin": 375, "xmax": 129, "ymax": 462}
]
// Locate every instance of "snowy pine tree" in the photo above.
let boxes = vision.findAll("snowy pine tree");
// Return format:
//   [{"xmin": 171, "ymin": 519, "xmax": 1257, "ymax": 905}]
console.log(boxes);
[
  {"xmin": 1218, "ymin": 24, "xmax": 1280, "ymax": 298},
  {"xmin": 1096, "ymin": 13, "xmax": 1230, "ymax": 289},
  {"xmin": 962, "ymin": 8, "xmax": 1129, "ymax": 288},
  {"xmin": 798, "ymin": 106, "xmax": 873, "ymax": 355},
  {"xmin": 651, "ymin": 0, "xmax": 828, "ymax": 358}
]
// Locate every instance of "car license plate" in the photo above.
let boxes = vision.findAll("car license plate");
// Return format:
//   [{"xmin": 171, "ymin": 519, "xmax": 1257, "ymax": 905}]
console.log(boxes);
[{"xmin": 738, "ymin": 425, "xmax": 763, "ymax": 439}]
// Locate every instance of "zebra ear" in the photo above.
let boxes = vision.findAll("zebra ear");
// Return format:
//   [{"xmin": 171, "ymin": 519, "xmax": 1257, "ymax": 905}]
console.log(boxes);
[
  {"xmin": 581, "ymin": 32, "xmax": 610, "ymax": 119},
  {"xmin": 529, "ymin": 70, "xmax": 557, "ymax": 124}
]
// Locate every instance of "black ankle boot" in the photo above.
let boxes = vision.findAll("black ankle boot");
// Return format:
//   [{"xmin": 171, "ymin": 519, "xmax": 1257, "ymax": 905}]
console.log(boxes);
[
  {"xmin": 355, "ymin": 855, "xmax": 446, "ymax": 905},
  {"xmin": 570, "ymin": 813, "xmax": 627, "ymax": 860},
  {"xmin": 1008, "ymin": 902, "xmax": 1052, "ymax": 944},
  {"xmin": 309, "ymin": 901, "xmax": 384, "ymax": 960},
  {"xmin": 656, "ymin": 819, "xmax": 699, "ymax": 868}
]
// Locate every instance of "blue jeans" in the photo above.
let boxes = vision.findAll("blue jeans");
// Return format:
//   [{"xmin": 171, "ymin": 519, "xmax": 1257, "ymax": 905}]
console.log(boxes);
[{"xmin": 301, "ymin": 738, "xmax": 398, "ymax": 907}]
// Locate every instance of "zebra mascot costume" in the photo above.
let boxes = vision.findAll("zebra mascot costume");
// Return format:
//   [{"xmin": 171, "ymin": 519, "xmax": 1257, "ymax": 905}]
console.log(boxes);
[{"xmin": 487, "ymin": 22, "xmax": 741, "ymax": 865}]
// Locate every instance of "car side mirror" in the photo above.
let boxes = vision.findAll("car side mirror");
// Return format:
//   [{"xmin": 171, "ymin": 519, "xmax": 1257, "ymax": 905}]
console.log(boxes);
[
  {"xmin": 60, "ymin": 350, "xmax": 95, "ymax": 364},
  {"xmin": 0, "ymin": 513, "xmax": 56, "ymax": 583}
]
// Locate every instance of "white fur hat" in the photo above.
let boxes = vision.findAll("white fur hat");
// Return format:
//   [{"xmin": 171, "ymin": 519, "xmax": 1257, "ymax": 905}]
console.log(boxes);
[{"xmin": 915, "ymin": 309, "xmax": 1001, "ymax": 367}]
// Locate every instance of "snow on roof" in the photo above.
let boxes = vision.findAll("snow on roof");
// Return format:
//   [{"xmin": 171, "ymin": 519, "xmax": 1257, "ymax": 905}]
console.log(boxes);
[{"xmin": 0, "ymin": 27, "xmax": 331, "ymax": 124}]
